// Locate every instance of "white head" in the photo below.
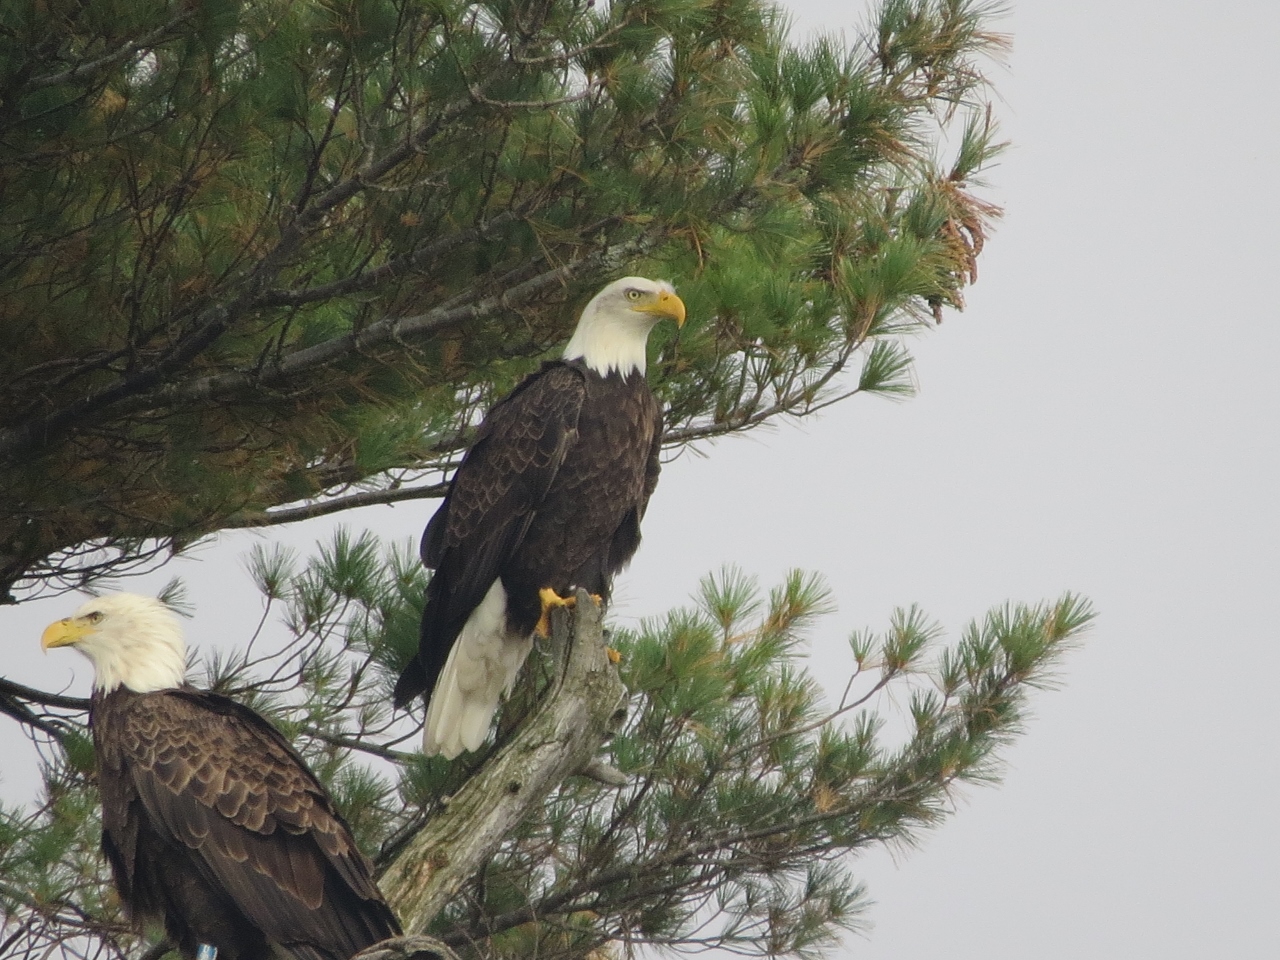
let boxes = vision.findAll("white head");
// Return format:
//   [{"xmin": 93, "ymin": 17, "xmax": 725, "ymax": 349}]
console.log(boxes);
[
  {"xmin": 562, "ymin": 276, "xmax": 686, "ymax": 376},
  {"xmin": 41, "ymin": 593, "xmax": 186, "ymax": 694}
]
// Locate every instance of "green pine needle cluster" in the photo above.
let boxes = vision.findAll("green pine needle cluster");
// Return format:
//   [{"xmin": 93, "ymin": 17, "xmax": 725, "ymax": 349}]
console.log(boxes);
[
  {"xmin": 440, "ymin": 566, "xmax": 1089, "ymax": 959},
  {"xmin": 1, "ymin": 0, "xmax": 1006, "ymax": 600},
  {"xmin": 2, "ymin": 535, "xmax": 1091, "ymax": 960}
]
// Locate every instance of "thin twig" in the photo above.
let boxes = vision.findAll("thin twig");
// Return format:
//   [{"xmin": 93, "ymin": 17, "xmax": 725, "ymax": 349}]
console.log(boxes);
[
  {"xmin": 0, "ymin": 678, "xmax": 91, "ymax": 711},
  {"xmin": 220, "ymin": 481, "xmax": 451, "ymax": 531},
  {"xmin": 28, "ymin": 13, "xmax": 194, "ymax": 90}
]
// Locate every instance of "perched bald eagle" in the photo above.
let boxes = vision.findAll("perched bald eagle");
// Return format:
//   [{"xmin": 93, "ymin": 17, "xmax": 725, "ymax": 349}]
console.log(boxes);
[
  {"xmin": 42, "ymin": 593, "xmax": 401, "ymax": 960},
  {"xmin": 393, "ymin": 276, "xmax": 686, "ymax": 758}
]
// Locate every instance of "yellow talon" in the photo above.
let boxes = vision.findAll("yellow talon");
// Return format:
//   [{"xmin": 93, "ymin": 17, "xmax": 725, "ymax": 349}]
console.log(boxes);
[
  {"xmin": 535, "ymin": 588, "xmax": 576, "ymax": 638},
  {"xmin": 606, "ymin": 646, "xmax": 622, "ymax": 664}
]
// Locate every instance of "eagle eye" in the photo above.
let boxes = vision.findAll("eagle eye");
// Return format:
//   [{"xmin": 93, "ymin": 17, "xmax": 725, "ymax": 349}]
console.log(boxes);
[
  {"xmin": 86, "ymin": 611, "xmax": 105, "ymax": 624},
  {"xmin": 625, "ymin": 289, "xmax": 643, "ymax": 301}
]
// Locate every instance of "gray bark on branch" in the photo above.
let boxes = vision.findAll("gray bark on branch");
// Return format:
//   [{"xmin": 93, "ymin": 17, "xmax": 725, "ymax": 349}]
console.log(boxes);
[
  {"xmin": 348, "ymin": 935, "xmax": 460, "ymax": 960},
  {"xmin": 379, "ymin": 589, "xmax": 628, "ymax": 933}
]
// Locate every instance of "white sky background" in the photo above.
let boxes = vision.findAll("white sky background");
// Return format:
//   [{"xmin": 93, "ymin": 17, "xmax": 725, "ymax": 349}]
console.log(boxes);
[{"xmin": 4, "ymin": 0, "xmax": 1279, "ymax": 957}]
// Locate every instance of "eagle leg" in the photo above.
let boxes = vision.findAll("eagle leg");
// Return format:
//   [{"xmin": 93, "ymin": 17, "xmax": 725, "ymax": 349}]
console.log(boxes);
[
  {"xmin": 535, "ymin": 588, "xmax": 576, "ymax": 638},
  {"xmin": 534, "ymin": 589, "xmax": 608, "ymax": 642}
]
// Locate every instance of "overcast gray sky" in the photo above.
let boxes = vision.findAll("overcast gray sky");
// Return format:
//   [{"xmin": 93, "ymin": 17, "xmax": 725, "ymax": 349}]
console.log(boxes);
[{"xmin": 4, "ymin": 1, "xmax": 1279, "ymax": 957}]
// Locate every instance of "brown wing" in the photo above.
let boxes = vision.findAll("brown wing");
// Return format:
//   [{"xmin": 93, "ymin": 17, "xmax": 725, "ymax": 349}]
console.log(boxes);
[
  {"xmin": 395, "ymin": 362, "xmax": 586, "ymax": 706},
  {"xmin": 607, "ymin": 397, "xmax": 663, "ymax": 574},
  {"xmin": 97, "ymin": 687, "xmax": 399, "ymax": 959}
]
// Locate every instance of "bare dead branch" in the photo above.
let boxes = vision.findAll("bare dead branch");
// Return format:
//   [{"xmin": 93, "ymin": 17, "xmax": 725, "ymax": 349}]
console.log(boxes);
[
  {"xmin": 220, "ymin": 482, "xmax": 451, "ymax": 531},
  {"xmin": 379, "ymin": 590, "xmax": 628, "ymax": 932},
  {"xmin": 468, "ymin": 83, "xmax": 598, "ymax": 110},
  {"xmin": 0, "ymin": 677, "xmax": 91, "ymax": 712},
  {"xmin": 349, "ymin": 934, "xmax": 460, "ymax": 960}
]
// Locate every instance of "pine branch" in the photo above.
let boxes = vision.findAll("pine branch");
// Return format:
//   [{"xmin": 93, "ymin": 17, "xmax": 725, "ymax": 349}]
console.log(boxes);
[
  {"xmin": 78, "ymin": 231, "xmax": 663, "ymax": 422},
  {"xmin": 0, "ymin": 46, "xmax": 575, "ymax": 464},
  {"xmin": 0, "ymin": 677, "xmax": 90, "ymax": 712},
  {"xmin": 255, "ymin": 212, "xmax": 522, "ymax": 310},
  {"xmin": 663, "ymin": 338, "xmax": 863, "ymax": 444},
  {"xmin": 0, "ymin": 692, "xmax": 60, "ymax": 737},
  {"xmin": 26, "ymin": 12, "xmax": 194, "ymax": 90},
  {"xmin": 220, "ymin": 482, "xmax": 451, "ymax": 531},
  {"xmin": 444, "ymin": 753, "xmax": 970, "ymax": 949},
  {"xmin": 302, "ymin": 726, "xmax": 415, "ymax": 765}
]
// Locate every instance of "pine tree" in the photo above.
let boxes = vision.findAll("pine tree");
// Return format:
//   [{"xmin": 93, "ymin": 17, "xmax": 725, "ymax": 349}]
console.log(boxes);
[
  {"xmin": 2, "ymin": 536, "xmax": 1092, "ymax": 959},
  {"xmin": 0, "ymin": 2, "xmax": 1090, "ymax": 959},
  {"xmin": 0, "ymin": 0, "xmax": 1000, "ymax": 598}
]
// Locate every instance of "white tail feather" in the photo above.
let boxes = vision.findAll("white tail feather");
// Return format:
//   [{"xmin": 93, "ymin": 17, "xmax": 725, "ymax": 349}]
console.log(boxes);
[{"xmin": 423, "ymin": 579, "xmax": 534, "ymax": 758}]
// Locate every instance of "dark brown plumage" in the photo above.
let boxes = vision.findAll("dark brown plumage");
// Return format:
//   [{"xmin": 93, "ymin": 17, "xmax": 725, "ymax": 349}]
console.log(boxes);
[
  {"xmin": 393, "ymin": 277, "xmax": 684, "ymax": 758},
  {"xmin": 395, "ymin": 361, "xmax": 661, "ymax": 694},
  {"xmin": 93, "ymin": 686, "xmax": 400, "ymax": 960},
  {"xmin": 41, "ymin": 594, "xmax": 400, "ymax": 960}
]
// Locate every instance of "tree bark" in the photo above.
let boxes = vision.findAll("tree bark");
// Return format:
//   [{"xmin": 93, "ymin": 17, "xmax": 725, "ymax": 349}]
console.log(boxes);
[
  {"xmin": 379, "ymin": 590, "xmax": 628, "ymax": 933},
  {"xmin": 349, "ymin": 935, "xmax": 460, "ymax": 960}
]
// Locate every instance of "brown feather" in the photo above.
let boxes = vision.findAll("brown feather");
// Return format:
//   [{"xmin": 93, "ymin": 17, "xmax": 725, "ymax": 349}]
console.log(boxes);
[
  {"xmin": 396, "ymin": 359, "xmax": 662, "ymax": 713},
  {"xmin": 93, "ymin": 686, "xmax": 399, "ymax": 960}
]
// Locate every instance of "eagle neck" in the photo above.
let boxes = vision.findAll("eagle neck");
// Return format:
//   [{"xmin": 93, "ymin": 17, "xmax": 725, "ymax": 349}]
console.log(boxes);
[
  {"xmin": 562, "ymin": 341, "xmax": 646, "ymax": 377},
  {"xmin": 85, "ymin": 632, "xmax": 186, "ymax": 695},
  {"xmin": 561, "ymin": 316, "xmax": 648, "ymax": 376}
]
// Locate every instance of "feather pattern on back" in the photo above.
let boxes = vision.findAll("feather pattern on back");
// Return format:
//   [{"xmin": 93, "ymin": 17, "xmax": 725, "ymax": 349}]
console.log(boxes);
[{"xmin": 94, "ymin": 686, "xmax": 400, "ymax": 960}]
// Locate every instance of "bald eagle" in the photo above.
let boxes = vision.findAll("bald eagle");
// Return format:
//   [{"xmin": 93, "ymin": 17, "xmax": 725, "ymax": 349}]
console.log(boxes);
[
  {"xmin": 42, "ymin": 593, "xmax": 401, "ymax": 960},
  {"xmin": 393, "ymin": 276, "xmax": 686, "ymax": 758}
]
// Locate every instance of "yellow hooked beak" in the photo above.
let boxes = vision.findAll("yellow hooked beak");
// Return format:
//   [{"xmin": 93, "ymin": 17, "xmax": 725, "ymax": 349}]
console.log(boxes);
[
  {"xmin": 41, "ymin": 617, "xmax": 93, "ymax": 651},
  {"xmin": 634, "ymin": 290, "xmax": 686, "ymax": 327}
]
